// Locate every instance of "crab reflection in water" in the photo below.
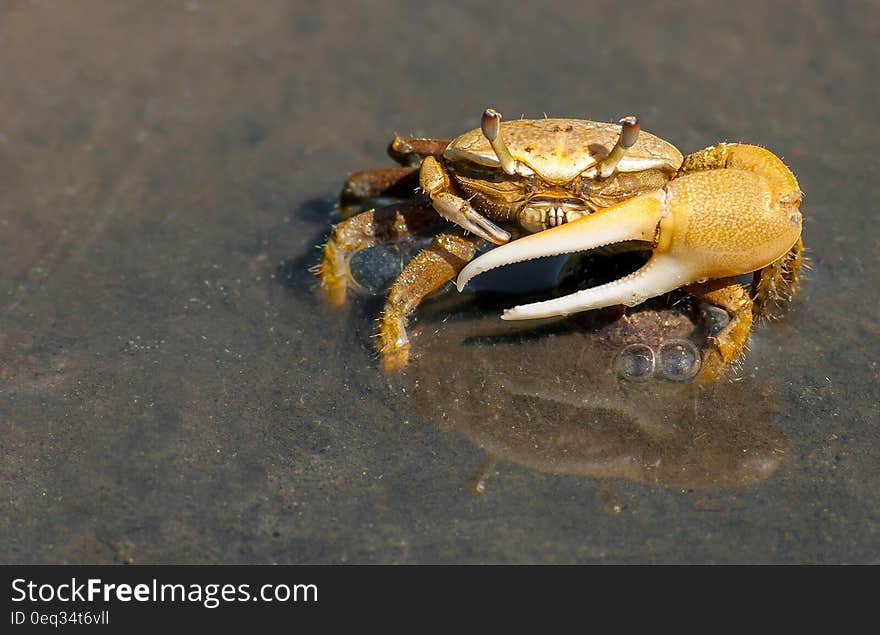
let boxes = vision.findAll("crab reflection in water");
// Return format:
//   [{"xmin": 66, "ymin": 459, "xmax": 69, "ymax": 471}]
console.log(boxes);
[{"xmin": 402, "ymin": 294, "xmax": 788, "ymax": 499}]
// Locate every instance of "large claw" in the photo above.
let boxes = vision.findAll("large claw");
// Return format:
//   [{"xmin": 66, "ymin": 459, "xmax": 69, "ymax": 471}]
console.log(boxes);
[{"xmin": 456, "ymin": 161, "xmax": 802, "ymax": 321}]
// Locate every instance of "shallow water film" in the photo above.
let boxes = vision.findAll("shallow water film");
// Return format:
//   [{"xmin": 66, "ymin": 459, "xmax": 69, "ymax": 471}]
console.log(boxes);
[{"xmin": 1, "ymin": 1, "xmax": 877, "ymax": 563}]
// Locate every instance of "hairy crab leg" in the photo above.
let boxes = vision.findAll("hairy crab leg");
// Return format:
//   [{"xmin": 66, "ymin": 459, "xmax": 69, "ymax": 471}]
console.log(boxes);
[
  {"xmin": 316, "ymin": 200, "xmax": 446, "ymax": 306},
  {"xmin": 378, "ymin": 232, "xmax": 483, "ymax": 372},
  {"xmin": 686, "ymin": 278, "xmax": 754, "ymax": 383},
  {"xmin": 751, "ymin": 237, "xmax": 804, "ymax": 319},
  {"xmin": 387, "ymin": 136, "xmax": 451, "ymax": 167}
]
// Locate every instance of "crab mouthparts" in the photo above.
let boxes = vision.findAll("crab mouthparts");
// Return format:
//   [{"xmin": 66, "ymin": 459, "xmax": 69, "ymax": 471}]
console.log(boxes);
[
  {"xmin": 455, "ymin": 191, "xmax": 689, "ymax": 320},
  {"xmin": 519, "ymin": 196, "xmax": 590, "ymax": 230}
]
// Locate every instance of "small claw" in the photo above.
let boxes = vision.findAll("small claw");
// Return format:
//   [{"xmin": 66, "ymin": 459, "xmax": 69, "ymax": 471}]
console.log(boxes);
[{"xmin": 434, "ymin": 192, "xmax": 511, "ymax": 245}]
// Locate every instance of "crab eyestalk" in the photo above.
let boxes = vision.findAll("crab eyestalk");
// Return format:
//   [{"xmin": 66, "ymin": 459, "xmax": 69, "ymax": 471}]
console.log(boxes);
[
  {"xmin": 481, "ymin": 108, "xmax": 517, "ymax": 175},
  {"xmin": 597, "ymin": 116, "xmax": 640, "ymax": 179}
]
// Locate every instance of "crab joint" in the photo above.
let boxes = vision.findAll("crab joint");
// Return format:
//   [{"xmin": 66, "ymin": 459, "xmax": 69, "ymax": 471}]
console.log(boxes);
[
  {"xmin": 597, "ymin": 116, "xmax": 640, "ymax": 179},
  {"xmin": 481, "ymin": 108, "xmax": 517, "ymax": 175}
]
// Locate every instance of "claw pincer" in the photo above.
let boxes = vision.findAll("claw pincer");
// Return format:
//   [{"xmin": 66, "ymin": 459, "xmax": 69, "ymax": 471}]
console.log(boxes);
[{"xmin": 457, "ymin": 145, "xmax": 802, "ymax": 322}]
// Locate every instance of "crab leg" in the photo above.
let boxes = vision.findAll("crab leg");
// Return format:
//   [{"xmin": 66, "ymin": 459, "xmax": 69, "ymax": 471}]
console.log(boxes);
[
  {"xmin": 687, "ymin": 278, "xmax": 754, "ymax": 383},
  {"xmin": 341, "ymin": 167, "xmax": 419, "ymax": 203},
  {"xmin": 378, "ymin": 232, "xmax": 483, "ymax": 371},
  {"xmin": 316, "ymin": 200, "xmax": 445, "ymax": 306},
  {"xmin": 751, "ymin": 237, "xmax": 804, "ymax": 318},
  {"xmin": 338, "ymin": 166, "xmax": 420, "ymax": 217},
  {"xmin": 387, "ymin": 136, "xmax": 451, "ymax": 166},
  {"xmin": 457, "ymin": 147, "xmax": 803, "ymax": 322}
]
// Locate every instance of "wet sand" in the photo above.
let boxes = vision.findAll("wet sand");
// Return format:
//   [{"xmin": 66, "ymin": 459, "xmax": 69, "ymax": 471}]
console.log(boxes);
[{"xmin": 1, "ymin": 1, "xmax": 877, "ymax": 563}]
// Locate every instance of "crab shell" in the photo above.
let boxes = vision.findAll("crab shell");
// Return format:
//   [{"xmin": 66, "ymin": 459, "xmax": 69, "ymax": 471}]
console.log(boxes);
[{"xmin": 443, "ymin": 118, "xmax": 683, "ymax": 182}]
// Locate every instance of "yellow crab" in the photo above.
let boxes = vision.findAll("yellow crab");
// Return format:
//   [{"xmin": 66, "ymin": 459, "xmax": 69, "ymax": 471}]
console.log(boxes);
[{"xmin": 317, "ymin": 108, "xmax": 804, "ymax": 380}]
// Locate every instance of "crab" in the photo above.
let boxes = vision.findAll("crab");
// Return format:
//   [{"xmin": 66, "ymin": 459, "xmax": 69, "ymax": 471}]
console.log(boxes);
[{"xmin": 316, "ymin": 108, "xmax": 804, "ymax": 380}]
